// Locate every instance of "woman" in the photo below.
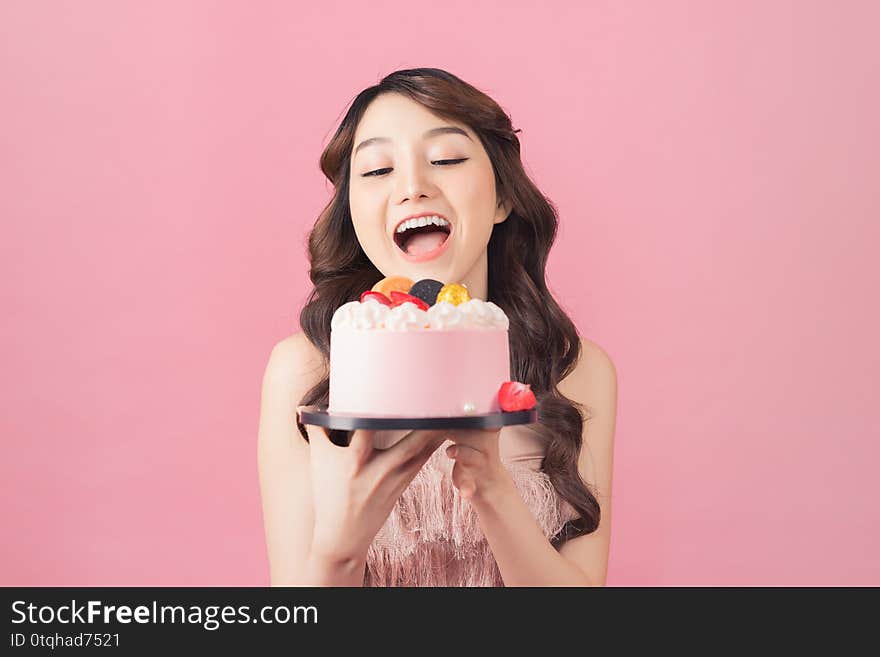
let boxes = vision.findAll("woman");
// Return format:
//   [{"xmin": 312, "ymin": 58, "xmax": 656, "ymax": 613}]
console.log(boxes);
[{"xmin": 258, "ymin": 68, "xmax": 617, "ymax": 586}]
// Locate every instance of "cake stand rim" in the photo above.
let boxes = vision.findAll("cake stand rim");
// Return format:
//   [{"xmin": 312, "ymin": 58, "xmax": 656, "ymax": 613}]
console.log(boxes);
[{"xmin": 297, "ymin": 406, "xmax": 538, "ymax": 430}]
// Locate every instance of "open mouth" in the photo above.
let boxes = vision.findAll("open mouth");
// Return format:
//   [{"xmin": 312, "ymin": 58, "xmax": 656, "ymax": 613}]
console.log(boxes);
[{"xmin": 393, "ymin": 216, "xmax": 452, "ymax": 260}]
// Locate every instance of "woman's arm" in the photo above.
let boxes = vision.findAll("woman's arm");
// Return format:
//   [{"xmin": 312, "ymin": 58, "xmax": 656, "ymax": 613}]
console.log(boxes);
[
  {"xmin": 465, "ymin": 338, "xmax": 617, "ymax": 586},
  {"xmin": 258, "ymin": 333, "xmax": 359, "ymax": 586}
]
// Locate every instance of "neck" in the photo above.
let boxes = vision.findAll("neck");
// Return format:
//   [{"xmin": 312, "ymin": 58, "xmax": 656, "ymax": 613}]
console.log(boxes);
[{"xmin": 458, "ymin": 250, "xmax": 489, "ymax": 301}]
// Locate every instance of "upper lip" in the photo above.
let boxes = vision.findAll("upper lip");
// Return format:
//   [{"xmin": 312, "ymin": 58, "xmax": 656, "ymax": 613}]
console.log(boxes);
[{"xmin": 392, "ymin": 211, "xmax": 450, "ymax": 235}]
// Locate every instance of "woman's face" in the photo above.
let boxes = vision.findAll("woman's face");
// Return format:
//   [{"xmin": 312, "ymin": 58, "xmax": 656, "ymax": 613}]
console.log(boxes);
[{"xmin": 348, "ymin": 93, "xmax": 510, "ymax": 294}]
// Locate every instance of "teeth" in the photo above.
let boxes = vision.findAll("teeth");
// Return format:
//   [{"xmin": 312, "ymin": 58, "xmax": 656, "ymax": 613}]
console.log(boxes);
[{"xmin": 395, "ymin": 215, "xmax": 450, "ymax": 233}]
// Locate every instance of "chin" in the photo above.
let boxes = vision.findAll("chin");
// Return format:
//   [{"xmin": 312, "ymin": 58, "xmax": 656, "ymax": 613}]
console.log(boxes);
[
  {"xmin": 386, "ymin": 253, "xmax": 448, "ymax": 282},
  {"xmin": 397, "ymin": 267, "xmax": 438, "ymax": 283}
]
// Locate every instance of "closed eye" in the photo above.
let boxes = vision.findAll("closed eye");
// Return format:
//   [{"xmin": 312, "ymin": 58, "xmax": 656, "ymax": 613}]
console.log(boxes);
[{"xmin": 361, "ymin": 158, "xmax": 469, "ymax": 177}]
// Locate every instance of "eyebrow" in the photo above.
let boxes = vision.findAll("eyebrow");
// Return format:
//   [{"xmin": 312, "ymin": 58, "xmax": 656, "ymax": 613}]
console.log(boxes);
[{"xmin": 353, "ymin": 126, "xmax": 472, "ymax": 157}]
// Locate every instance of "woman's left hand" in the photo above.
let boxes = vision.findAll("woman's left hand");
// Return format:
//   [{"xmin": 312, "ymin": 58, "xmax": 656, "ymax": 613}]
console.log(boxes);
[{"xmin": 445, "ymin": 427, "xmax": 514, "ymax": 503}]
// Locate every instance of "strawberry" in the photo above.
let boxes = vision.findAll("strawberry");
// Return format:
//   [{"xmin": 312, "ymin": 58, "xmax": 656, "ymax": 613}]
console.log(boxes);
[
  {"xmin": 360, "ymin": 290, "xmax": 392, "ymax": 306},
  {"xmin": 498, "ymin": 381, "xmax": 537, "ymax": 412},
  {"xmin": 389, "ymin": 290, "xmax": 430, "ymax": 311}
]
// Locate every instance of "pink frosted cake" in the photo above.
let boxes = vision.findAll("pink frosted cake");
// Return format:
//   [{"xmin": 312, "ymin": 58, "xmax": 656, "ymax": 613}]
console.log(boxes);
[{"xmin": 328, "ymin": 277, "xmax": 513, "ymax": 418}]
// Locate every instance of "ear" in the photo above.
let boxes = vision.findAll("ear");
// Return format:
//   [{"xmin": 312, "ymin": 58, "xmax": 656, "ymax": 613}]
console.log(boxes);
[{"xmin": 493, "ymin": 198, "xmax": 512, "ymax": 225}]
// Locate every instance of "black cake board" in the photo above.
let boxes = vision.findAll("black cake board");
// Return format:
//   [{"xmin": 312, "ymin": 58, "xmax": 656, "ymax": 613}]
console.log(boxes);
[{"xmin": 298, "ymin": 406, "xmax": 538, "ymax": 431}]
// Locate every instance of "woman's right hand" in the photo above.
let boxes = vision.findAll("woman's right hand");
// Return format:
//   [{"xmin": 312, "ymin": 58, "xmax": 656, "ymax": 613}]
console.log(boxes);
[{"xmin": 298, "ymin": 409, "xmax": 447, "ymax": 567}]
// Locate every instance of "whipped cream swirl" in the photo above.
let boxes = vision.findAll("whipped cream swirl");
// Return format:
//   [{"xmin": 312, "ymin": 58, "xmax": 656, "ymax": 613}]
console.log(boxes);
[
  {"xmin": 331, "ymin": 298, "xmax": 508, "ymax": 331},
  {"xmin": 385, "ymin": 303, "xmax": 430, "ymax": 331},
  {"xmin": 457, "ymin": 299, "xmax": 509, "ymax": 329}
]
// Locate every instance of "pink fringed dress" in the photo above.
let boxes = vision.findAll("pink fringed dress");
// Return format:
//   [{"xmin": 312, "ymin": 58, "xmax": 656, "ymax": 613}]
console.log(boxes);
[{"xmin": 363, "ymin": 424, "xmax": 578, "ymax": 587}]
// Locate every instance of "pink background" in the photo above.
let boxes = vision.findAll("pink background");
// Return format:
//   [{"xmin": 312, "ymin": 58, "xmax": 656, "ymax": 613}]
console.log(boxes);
[{"xmin": 2, "ymin": 1, "xmax": 878, "ymax": 586}]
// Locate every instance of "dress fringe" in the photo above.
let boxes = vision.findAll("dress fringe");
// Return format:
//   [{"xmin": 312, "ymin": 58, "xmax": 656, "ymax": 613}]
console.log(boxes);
[{"xmin": 364, "ymin": 448, "xmax": 574, "ymax": 587}]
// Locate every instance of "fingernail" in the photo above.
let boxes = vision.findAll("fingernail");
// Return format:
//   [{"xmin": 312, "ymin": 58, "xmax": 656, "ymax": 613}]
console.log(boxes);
[{"xmin": 446, "ymin": 445, "xmax": 457, "ymax": 458}]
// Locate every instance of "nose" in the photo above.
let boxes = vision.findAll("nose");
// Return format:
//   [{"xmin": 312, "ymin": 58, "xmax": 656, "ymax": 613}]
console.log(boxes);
[{"xmin": 394, "ymin": 157, "xmax": 437, "ymax": 205}]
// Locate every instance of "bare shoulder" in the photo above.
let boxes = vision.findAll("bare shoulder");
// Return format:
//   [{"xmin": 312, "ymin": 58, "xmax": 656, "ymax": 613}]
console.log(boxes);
[
  {"xmin": 258, "ymin": 331, "xmax": 326, "ymax": 462},
  {"xmin": 560, "ymin": 336, "xmax": 618, "ymax": 469},
  {"xmin": 558, "ymin": 337, "xmax": 618, "ymax": 408},
  {"xmin": 579, "ymin": 336, "xmax": 617, "ymax": 385},
  {"xmin": 264, "ymin": 332, "xmax": 325, "ymax": 392},
  {"xmin": 555, "ymin": 336, "xmax": 618, "ymax": 586}
]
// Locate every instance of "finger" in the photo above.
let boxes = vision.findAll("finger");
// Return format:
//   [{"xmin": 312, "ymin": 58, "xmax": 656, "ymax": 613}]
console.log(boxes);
[
  {"xmin": 380, "ymin": 429, "xmax": 447, "ymax": 467},
  {"xmin": 446, "ymin": 443, "xmax": 487, "ymax": 468},
  {"xmin": 303, "ymin": 422, "xmax": 327, "ymax": 443},
  {"xmin": 390, "ymin": 436, "xmax": 446, "ymax": 496},
  {"xmin": 384, "ymin": 435, "xmax": 446, "ymax": 484},
  {"xmin": 445, "ymin": 427, "xmax": 500, "ymax": 448},
  {"xmin": 348, "ymin": 429, "xmax": 375, "ymax": 465},
  {"xmin": 398, "ymin": 433, "xmax": 448, "ymax": 471},
  {"xmin": 450, "ymin": 463, "xmax": 476, "ymax": 500},
  {"xmin": 302, "ymin": 423, "xmax": 336, "ymax": 458},
  {"xmin": 372, "ymin": 429, "xmax": 410, "ymax": 450}
]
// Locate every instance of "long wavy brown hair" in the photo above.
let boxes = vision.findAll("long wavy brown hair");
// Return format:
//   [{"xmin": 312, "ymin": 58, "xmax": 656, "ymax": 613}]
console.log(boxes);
[{"xmin": 294, "ymin": 68, "xmax": 599, "ymax": 547}]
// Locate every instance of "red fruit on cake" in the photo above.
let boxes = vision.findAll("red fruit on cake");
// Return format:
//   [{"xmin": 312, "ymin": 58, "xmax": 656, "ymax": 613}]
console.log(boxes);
[
  {"xmin": 389, "ymin": 290, "xmax": 430, "ymax": 311},
  {"xmin": 360, "ymin": 290, "xmax": 392, "ymax": 306},
  {"xmin": 497, "ymin": 381, "xmax": 537, "ymax": 412}
]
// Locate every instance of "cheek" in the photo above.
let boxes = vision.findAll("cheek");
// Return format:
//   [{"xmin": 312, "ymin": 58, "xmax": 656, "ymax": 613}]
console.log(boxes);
[
  {"xmin": 348, "ymin": 184, "xmax": 373, "ymax": 221},
  {"xmin": 349, "ymin": 216, "xmax": 393, "ymax": 275},
  {"xmin": 350, "ymin": 217, "xmax": 385, "ymax": 257},
  {"xmin": 457, "ymin": 166, "xmax": 499, "ymax": 220},
  {"xmin": 459, "ymin": 176, "xmax": 499, "ymax": 241},
  {"xmin": 349, "ymin": 190, "xmax": 383, "ymax": 242}
]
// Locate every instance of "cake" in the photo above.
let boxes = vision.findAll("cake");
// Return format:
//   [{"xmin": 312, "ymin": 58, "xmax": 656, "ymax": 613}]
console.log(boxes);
[{"xmin": 327, "ymin": 275, "xmax": 536, "ymax": 419}]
